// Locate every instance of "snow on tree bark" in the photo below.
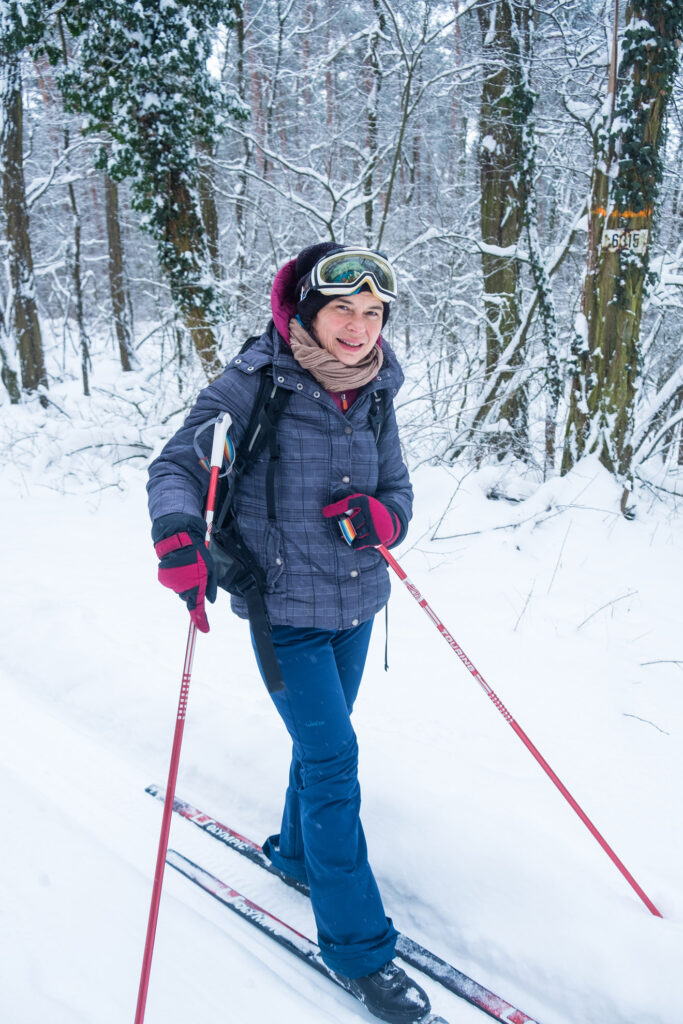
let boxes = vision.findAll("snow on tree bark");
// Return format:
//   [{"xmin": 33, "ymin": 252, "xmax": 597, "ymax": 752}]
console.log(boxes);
[
  {"xmin": 1, "ymin": 52, "xmax": 48, "ymax": 399},
  {"xmin": 475, "ymin": 0, "xmax": 528, "ymax": 460},
  {"xmin": 563, "ymin": 0, "xmax": 683, "ymax": 507}
]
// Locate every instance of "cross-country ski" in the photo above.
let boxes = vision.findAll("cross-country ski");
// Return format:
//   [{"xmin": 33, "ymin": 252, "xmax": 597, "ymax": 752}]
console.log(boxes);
[
  {"xmin": 148, "ymin": 783, "xmax": 541, "ymax": 1024},
  {"xmin": 167, "ymin": 850, "xmax": 452, "ymax": 1024}
]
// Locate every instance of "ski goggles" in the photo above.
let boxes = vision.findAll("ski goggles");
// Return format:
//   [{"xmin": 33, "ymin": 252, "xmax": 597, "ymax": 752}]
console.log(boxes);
[{"xmin": 309, "ymin": 248, "xmax": 397, "ymax": 302}]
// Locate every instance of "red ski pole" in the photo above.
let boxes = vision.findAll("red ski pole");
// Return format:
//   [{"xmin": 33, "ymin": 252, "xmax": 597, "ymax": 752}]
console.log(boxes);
[
  {"xmin": 340, "ymin": 518, "xmax": 662, "ymax": 918},
  {"xmin": 135, "ymin": 412, "xmax": 232, "ymax": 1024}
]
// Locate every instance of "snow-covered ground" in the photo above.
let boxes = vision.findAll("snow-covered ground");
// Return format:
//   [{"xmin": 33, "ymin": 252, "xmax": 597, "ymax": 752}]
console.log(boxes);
[{"xmin": 1, "ymin": 362, "xmax": 681, "ymax": 1024}]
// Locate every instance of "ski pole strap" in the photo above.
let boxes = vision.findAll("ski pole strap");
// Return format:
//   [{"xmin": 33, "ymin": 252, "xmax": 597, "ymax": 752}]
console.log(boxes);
[
  {"xmin": 241, "ymin": 578, "xmax": 285, "ymax": 693},
  {"xmin": 213, "ymin": 380, "xmax": 292, "ymax": 535}
]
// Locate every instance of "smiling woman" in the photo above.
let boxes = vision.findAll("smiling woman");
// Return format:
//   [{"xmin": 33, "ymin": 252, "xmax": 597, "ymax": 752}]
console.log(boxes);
[
  {"xmin": 311, "ymin": 292, "xmax": 384, "ymax": 365},
  {"xmin": 147, "ymin": 242, "xmax": 426, "ymax": 1023},
  {"xmin": 286, "ymin": 244, "xmax": 393, "ymax": 395}
]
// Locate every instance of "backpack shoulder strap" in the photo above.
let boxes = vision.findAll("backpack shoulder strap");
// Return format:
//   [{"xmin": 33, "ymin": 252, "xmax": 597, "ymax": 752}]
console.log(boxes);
[
  {"xmin": 238, "ymin": 334, "xmax": 262, "ymax": 355},
  {"xmin": 368, "ymin": 389, "xmax": 385, "ymax": 444},
  {"xmin": 215, "ymin": 369, "xmax": 291, "ymax": 531}
]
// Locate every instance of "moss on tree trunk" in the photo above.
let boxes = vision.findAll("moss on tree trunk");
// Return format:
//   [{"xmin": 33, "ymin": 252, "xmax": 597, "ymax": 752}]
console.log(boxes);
[
  {"xmin": 563, "ymin": 1, "xmax": 683, "ymax": 499},
  {"xmin": 1, "ymin": 57, "xmax": 47, "ymax": 398},
  {"xmin": 164, "ymin": 169, "xmax": 222, "ymax": 379}
]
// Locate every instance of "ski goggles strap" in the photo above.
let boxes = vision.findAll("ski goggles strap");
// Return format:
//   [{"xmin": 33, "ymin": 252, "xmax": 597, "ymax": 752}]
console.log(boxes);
[{"xmin": 309, "ymin": 248, "xmax": 397, "ymax": 302}]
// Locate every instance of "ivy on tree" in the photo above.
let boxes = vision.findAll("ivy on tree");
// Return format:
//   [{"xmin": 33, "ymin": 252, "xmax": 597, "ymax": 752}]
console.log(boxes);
[
  {"xmin": 57, "ymin": 0, "xmax": 246, "ymax": 375},
  {"xmin": 612, "ymin": 0, "xmax": 683, "ymax": 213}
]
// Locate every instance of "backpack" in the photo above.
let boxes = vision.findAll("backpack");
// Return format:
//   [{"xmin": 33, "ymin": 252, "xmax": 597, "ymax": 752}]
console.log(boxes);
[{"xmin": 209, "ymin": 333, "xmax": 386, "ymax": 694}]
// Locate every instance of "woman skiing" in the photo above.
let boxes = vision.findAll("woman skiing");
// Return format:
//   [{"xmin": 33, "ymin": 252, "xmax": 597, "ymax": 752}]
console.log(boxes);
[{"xmin": 147, "ymin": 243, "xmax": 429, "ymax": 1023}]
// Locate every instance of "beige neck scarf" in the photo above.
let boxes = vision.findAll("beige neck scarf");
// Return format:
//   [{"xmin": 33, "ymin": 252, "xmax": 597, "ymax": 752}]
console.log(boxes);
[{"xmin": 288, "ymin": 317, "xmax": 383, "ymax": 392}]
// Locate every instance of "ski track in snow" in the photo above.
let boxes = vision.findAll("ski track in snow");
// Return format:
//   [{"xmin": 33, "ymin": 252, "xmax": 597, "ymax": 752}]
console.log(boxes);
[
  {"xmin": 1, "ymin": 456, "xmax": 682, "ymax": 1024},
  {"xmin": 0, "ymin": 672, "xmax": 483, "ymax": 1024}
]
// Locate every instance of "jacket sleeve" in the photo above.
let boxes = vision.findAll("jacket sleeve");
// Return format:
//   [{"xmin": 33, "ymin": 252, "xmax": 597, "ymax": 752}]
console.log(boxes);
[
  {"xmin": 374, "ymin": 397, "xmax": 413, "ymax": 547},
  {"xmin": 146, "ymin": 368, "xmax": 259, "ymax": 527}
]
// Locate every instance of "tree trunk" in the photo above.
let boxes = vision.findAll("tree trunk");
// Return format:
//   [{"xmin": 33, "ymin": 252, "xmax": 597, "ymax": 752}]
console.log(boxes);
[
  {"xmin": 232, "ymin": 0, "xmax": 250, "ymax": 306},
  {"xmin": 363, "ymin": 0, "xmax": 385, "ymax": 246},
  {"xmin": 197, "ymin": 138, "xmax": 222, "ymax": 283},
  {"xmin": 476, "ymin": 0, "xmax": 526, "ymax": 458},
  {"xmin": 659, "ymin": 386, "xmax": 683, "ymax": 466},
  {"xmin": 515, "ymin": 1, "xmax": 560, "ymax": 476},
  {"xmin": 0, "ymin": 306, "xmax": 21, "ymax": 403},
  {"xmin": 164, "ymin": 169, "xmax": 221, "ymax": 378},
  {"xmin": 69, "ymin": 187, "xmax": 90, "ymax": 395},
  {"xmin": 104, "ymin": 173, "xmax": 135, "ymax": 371},
  {"xmin": 56, "ymin": 14, "xmax": 91, "ymax": 395},
  {"xmin": 64, "ymin": 171, "xmax": 91, "ymax": 396},
  {"xmin": 1, "ymin": 55, "xmax": 47, "ymax": 399},
  {"xmin": 562, "ymin": 1, "xmax": 683, "ymax": 503},
  {"xmin": 175, "ymin": 325, "xmax": 185, "ymax": 395}
]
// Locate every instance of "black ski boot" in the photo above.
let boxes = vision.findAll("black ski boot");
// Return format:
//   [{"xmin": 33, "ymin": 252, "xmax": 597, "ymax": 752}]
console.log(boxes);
[{"xmin": 342, "ymin": 960, "xmax": 431, "ymax": 1023}]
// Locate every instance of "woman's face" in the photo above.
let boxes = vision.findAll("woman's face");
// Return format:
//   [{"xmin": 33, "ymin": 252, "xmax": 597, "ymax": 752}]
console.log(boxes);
[{"xmin": 311, "ymin": 291, "xmax": 384, "ymax": 366}]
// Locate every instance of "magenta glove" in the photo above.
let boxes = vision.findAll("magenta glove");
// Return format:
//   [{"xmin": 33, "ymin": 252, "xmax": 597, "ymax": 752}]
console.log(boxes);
[
  {"xmin": 322, "ymin": 493, "xmax": 401, "ymax": 550},
  {"xmin": 154, "ymin": 529, "xmax": 217, "ymax": 633}
]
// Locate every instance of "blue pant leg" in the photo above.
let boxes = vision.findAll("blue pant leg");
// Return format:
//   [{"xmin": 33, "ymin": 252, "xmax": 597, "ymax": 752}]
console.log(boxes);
[
  {"xmin": 265, "ymin": 752, "xmax": 306, "ymax": 881},
  {"xmin": 266, "ymin": 618, "xmax": 373, "ymax": 878},
  {"xmin": 252, "ymin": 622, "xmax": 396, "ymax": 978},
  {"xmin": 268, "ymin": 618, "xmax": 374, "ymax": 875},
  {"xmin": 331, "ymin": 617, "xmax": 373, "ymax": 714}
]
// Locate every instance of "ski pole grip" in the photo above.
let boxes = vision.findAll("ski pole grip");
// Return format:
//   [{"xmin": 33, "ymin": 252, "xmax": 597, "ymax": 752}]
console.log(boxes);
[
  {"xmin": 205, "ymin": 413, "xmax": 233, "ymax": 546},
  {"xmin": 338, "ymin": 515, "xmax": 357, "ymax": 545},
  {"xmin": 210, "ymin": 412, "xmax": 232, "ymax": 469}
]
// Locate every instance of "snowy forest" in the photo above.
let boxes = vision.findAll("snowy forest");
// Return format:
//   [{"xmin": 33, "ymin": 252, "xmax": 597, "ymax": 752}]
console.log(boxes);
[
  {"xmin": 2, "ymin": 4, "xmax": 683, "ymax": 1024},
  {"xmin": 2, "ymin": 0, "xmax": 683, "ymax": 504}
]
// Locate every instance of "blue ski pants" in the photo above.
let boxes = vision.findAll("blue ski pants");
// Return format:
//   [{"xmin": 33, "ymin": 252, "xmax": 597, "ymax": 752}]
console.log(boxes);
[{"xmin": 251, "ymin": 619, "xmax": 397, "ymax": 978}]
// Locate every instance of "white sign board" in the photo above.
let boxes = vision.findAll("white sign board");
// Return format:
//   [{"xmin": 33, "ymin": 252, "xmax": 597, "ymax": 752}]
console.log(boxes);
[{"xmin": 601, "ymin": 227, "xmax": 649, "ymax": 255}]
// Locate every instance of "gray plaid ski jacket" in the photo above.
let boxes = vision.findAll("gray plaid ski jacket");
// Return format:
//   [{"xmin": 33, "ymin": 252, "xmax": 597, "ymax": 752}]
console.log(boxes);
[{"xmin": 147, "ymin": 324, "xmax": 413, "ymax": 630}]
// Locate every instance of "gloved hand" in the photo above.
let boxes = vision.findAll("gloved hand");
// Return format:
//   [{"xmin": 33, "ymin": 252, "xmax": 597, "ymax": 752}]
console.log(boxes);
[
  {"xmin": 322, "ymin": 493, "xmax": 400, "ymax": 550},
  {"xmin": 153, "ymin": 514, "xmax": 217, "ymax": 633}
]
